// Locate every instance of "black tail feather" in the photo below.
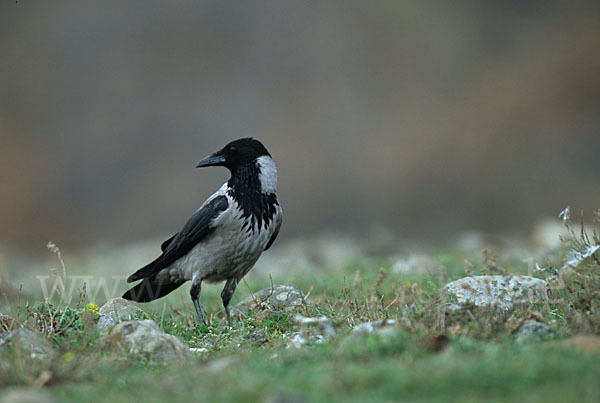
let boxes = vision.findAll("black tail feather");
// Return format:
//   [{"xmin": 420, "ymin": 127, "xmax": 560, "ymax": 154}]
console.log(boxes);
[
  {"xmin": 126, "ymin": 258, "xmax": 161, "ymax": 283},
  {"xmin": 122, "ymin": 277, "xmax": 185, "ymax": 302}
]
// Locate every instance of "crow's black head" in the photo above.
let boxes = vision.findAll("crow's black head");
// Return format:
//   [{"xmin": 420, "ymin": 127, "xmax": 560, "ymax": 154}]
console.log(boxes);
[{"xmin": 196, "ymin": 138, "xmax": 271, "ymax": 170}]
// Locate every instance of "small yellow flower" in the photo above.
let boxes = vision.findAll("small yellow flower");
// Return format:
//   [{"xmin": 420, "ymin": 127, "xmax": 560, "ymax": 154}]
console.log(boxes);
[
  {"xmin": 84, "ymin": 302, "xmax": 100, "ymax": 315},
  {"xmin": 63, "ymin": 352, "xmax": 75, "ymax": 362}
]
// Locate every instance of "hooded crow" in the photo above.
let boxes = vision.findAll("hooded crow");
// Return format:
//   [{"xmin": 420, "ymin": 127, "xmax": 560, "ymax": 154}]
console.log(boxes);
[{"xmin": 122, "ymin": 138, "xmax": 282, "ymax": 327}]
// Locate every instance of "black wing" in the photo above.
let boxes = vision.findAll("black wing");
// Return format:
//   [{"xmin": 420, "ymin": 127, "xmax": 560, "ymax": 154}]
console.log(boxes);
[
  {"xmin": 122, "ymin": 277, "xmax": 185, "ymax": 302},
  {"xmin": 160, "ymin": 234, "xmax": 177, "ymax": 251},
  {"xmin": 264, "ymin": 218, "xmax": 281, "ymax": 251},
  {"xmin": 126, "ymin": 195, "xmax": 229, "ymax": 283}
]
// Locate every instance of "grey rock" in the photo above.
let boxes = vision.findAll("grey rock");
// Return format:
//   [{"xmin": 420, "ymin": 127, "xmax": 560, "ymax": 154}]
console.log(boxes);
[
  {"xmin": 515, "ymin": 320, "xmax": 554, "ymax": 343},
  {"xmin": 97, "ymin": 297, "xmax": 145, "ymax": 330},
  {"xmin": 443, "ymin": 303, "xmax": 465, "ymax": 313},
  {"xmin": 444, "ymin": 275, "xmax": 548, "ymax": 311},
  {"xmin": 287, "ymin": 315, "xmax": 335, "ymax": 348},
  {"xmin": 338, "ymin": 320, "xmax": 401, "ymax": 353},
  {"xmin": 294, "ymin": 315, "xmax": 335, "ymax": 337},
  {"xmin": 102, "ymin": 320, "xmax": 190, "ymax": 361},
  {"xmin": 286, "ymin": 331, "xmax": 330, "ymax": 349},
  {"xmin": 351, "ymin": 319, "xmax": 398, "ymax": 336},
  {"xmin": 287, "ymin": 332, "xmax": 308, "ymax": 349},
  {"xmin": 0, "ymin": 388, "xmax": 57, "ymax": 403},
  {"xmin": 0, "ymin": 328, "xmax": 56, "ymax": 358},
  {"xmin": 235, "ymin": 285, "xmax": 307, "ymax": 314}
]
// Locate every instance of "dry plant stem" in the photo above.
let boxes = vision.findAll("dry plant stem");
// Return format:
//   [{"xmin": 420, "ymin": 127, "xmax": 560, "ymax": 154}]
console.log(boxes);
[
  {"xmin": 463, "ymin": 260, "xmax": 474, "ymax": 277},
  {"xmin": 374, "ymin": 267, "xmax": 388, "ymax": 301},
  {"xmin": 303, "ymin": 284, "xmax": 314, "ymax": 302},
  {"xmin": 242, "ymin": 278, "xmax": 260, "ymax": 311},
  {"xmin": 47, "ymin": 242, "xmax": 67, "ymax": 295},
  {"xmin": 482, "ymin": 249, "xmax": 508, "ymax": 275},
  {"xmin": 17, "ymin": 284, "xmax": 22, "ymax": 326}
]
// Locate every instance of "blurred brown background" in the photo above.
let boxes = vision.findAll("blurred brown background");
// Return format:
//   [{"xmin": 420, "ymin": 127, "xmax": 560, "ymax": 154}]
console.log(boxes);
[{"xmin": 1, "ymin": 1, "xmax": 599, "ymax": 252}]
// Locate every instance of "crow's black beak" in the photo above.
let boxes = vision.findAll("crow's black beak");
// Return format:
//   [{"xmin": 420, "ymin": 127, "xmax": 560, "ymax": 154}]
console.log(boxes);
[{"xmin": 196, "ymin": 153, "xmax": 226, "ymax": 168}]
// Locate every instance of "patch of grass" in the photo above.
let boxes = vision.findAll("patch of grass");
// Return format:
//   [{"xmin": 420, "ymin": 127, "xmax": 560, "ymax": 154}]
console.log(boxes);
[
  {"xmin": 47, "ymin": 336, "xmax": 600, "ymax": 403},
  {"xmin": 2, "ymin": 211, "xmax": 600, "ymax": 401}
]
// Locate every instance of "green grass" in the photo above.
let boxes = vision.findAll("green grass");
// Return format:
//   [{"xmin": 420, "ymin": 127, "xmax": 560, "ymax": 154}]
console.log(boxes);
[
  {"xmin": 2, "ymin": 217, "xmax": 600, "ymax": 402},
  {"xmin": 48, "ymin": 336, "xmax": 600, "ymax": 403}
]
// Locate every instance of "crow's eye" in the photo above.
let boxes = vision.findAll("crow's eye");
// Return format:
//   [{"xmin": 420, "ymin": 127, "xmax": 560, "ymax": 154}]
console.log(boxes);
[{"xmin": 230, "ymin": 146, "xmax": 237, "ymax": 151}]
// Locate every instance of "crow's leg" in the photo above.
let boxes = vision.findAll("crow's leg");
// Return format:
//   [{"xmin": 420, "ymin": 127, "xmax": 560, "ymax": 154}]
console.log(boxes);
[
  {"xmin": 221, "ymin": 278, "xmax": 239, "ymax": 328},
  {"xmin": 190, "ymin": 277, "xmax": 206, "ymax": 326}
]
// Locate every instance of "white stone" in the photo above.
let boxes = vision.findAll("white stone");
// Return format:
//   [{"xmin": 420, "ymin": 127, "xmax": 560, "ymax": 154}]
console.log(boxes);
[
  {"xmin": 97, "ymin": 297, "xmax": 145, "ymax": 330},
  {"xmin": 444, "ymin": 275, "xmax": 548, "ymax": 311},
  {"xmin": 352, "ymin": 319, "xmax": 398, "ymax": 336},
  {"xmin": 294, "ymin": 315, "xmax": 335, "ymax": 337},
  {"xmin": 0, "ymin": 328, "xmax": 56, "ymax": 358},
  {"xmin": 515, "ymin": 320, "xmax": 554, "ymax": 343},
  {"xmin": 102, "ymin": 320, "xmax": 190, "ymax": 361},
  {"xmin": 234, "ymin": 284, "xmax": 307, "ymax": 314},
  {"xmin": 287, "ymin": 333, "xmax": 307, "ymax": 349}
]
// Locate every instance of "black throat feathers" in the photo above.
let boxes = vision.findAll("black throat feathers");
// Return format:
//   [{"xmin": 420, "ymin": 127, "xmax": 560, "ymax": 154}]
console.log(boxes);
[{"xmin": 228, "ymin": 163, "xmax": 278, "ymax": 232}]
